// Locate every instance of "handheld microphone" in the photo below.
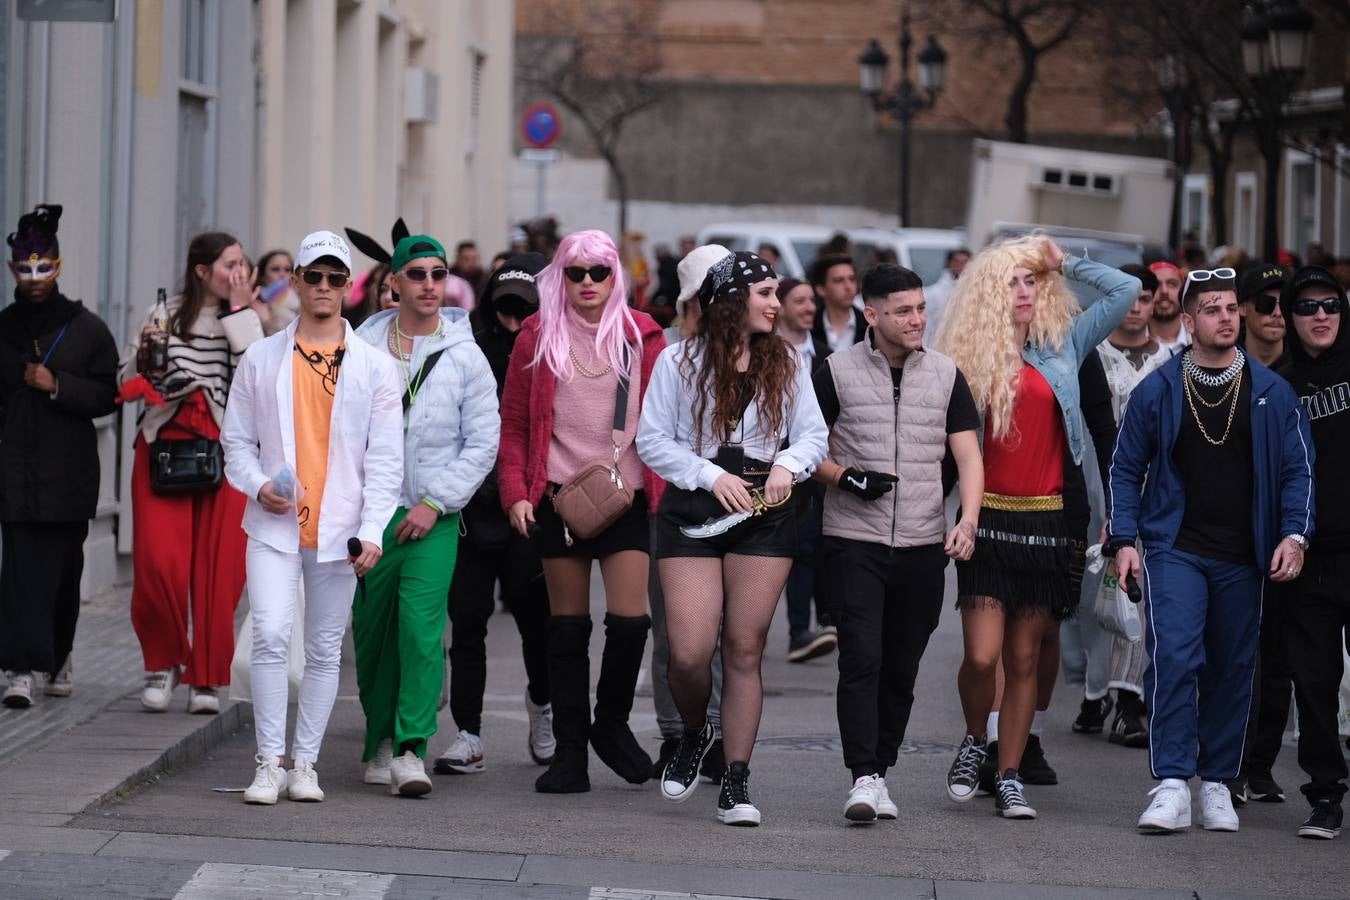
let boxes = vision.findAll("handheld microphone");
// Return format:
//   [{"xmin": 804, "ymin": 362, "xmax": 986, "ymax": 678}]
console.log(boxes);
[
  {"xmin": 347, "ymin": 537, "xmax": 363, "ymax": 558},
  {"xmin": 1123, "ymin": 572, "xmax": 1143, "ymax": 605}
]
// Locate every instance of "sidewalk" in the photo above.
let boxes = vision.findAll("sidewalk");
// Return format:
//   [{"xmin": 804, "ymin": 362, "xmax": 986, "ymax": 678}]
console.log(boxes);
[{"xmin": 0, "ymin": 586, "xmax": 247, "ymax": 828}]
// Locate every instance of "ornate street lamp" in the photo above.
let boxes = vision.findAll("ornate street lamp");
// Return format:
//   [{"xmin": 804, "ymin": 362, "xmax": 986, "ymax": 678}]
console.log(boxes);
[{"xmin": 858, "ymin": 9, "xmax": 947, "ymax": 226}]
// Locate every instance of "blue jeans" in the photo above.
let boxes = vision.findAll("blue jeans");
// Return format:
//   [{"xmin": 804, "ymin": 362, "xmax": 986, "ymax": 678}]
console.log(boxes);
[{"xmin": 1142, "ymin": 547, "xmax": 1262, "ymax": 781}]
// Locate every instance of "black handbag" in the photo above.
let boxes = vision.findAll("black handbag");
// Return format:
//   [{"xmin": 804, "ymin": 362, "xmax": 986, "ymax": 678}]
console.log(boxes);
[{"xmin": 149, "ymin": 421, "xmax": 223, "ymax": 495}]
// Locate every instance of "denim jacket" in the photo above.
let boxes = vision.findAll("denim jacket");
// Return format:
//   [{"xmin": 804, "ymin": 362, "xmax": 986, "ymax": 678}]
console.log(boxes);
[{"xmin": 1022, "ymin": 255, "xmax": 1140, "ymax": 466}]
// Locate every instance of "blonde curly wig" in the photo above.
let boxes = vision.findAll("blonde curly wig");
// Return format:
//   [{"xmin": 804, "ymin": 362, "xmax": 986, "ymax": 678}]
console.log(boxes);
[{"xmin": 935, "ymin": 236, "xmax": 1079, "ymax": 441}]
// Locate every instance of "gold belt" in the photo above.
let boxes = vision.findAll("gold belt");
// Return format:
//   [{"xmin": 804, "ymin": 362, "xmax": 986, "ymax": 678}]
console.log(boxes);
[{"xmin": 982, "ymin": 492, "xmax": 1063, "ymax": 512}]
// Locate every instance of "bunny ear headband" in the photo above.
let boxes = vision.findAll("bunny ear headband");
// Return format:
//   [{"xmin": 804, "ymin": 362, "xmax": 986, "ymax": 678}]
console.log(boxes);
[{"xmin": 343, "ymin": 217, "xmax": 410, "ymax": 266}]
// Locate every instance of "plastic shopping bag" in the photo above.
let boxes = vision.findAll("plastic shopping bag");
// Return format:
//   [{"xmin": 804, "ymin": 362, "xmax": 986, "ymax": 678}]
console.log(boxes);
[
  {"xmin": 1086, "ymin": 543, "xmax": 1143, "ymax": 643},
  {"xmin": 229, "ymin": 584, "xmax": 307, "ymax": 703}
]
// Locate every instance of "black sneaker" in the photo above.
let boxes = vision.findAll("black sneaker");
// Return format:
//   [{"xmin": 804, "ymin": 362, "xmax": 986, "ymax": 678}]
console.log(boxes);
[
  {"xmin": 1246, "ymin": 770, "xmax": 1286, "ymax": 803},
  {"xmin": 1297, "ymin": 801, "xmax": 1343, "ymax": 839},
  {"xmin": 651, "ymin": 737, "xmax": 679, "ymax": 781},
  {"xmin": 977, "ymin": 740, "xmax": 998, "ymax": 796},
  {"xmin": 700, "ymin": 737, "xmax": 726, "ymax": 784},
  {"xmin": 1109, "ymin": 692, "xmax": 1149, "ymax": 748},
  {"xmin": 787, "ymin": 627, "xmax": 838, "ymax": 663},
  {"xmin": 660, "ymin": 721, "xmax": 714, "ymax": 803},
  {"xmin": 1072, "ymin": 695, "xmax": 1113, "ymax": 734},
  {"xmin": 1020, "ymin": 734, "xmax": 1058, "ymax": 785},
  {"xmin": 1226, "ymin": 776, "xmax": 1248, "ymax": 808},
  {"xmin": 717, "ymin": 761, "xmax": 760, "ymax": 826},
  {"xmin": 993, "ymin": 768, "xmax": 1037, "ymax": 819},
  {"xmin": 945, "ymin": 734, "xmax": 988, "ymax": 802}
]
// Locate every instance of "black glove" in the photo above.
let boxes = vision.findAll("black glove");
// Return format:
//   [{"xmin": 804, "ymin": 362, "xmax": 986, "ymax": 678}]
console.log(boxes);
[{"xmin": 837, "ymin": 468, "xmax": 898, "ymax": 502}]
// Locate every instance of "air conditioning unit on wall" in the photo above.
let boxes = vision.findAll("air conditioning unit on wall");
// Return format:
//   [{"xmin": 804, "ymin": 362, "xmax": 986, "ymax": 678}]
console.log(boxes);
[{"xmin": 405, "ymin": 68, "xmax": 439, "ymax": 124}]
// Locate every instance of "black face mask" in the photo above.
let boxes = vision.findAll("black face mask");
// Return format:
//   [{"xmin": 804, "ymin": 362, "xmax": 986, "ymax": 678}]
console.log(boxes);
[{"xmin": 495, "ymin": 293, "xmax": 536, "ymax": 321}]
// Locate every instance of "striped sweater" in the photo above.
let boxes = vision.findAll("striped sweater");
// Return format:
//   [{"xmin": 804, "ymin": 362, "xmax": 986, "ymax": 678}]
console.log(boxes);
[{"xmin": 118, "ymin": 294, "xmax": 239, "ymax": 441}]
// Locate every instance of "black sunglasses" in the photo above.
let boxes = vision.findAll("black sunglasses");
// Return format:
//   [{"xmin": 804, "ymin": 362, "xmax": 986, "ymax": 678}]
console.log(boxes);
[
  {"xmin": 563, "ymin": 265, "xmax": 612, "ymax": 284},
  {"xmin": 1292, "ymin": 297, "xmax": 1343, "ymax": 317},
  {"xmin": 403, "ymin": 266, "xmax": 449, "ymax": 283},
  {"xmin": 1248, "ymin": 295, "xmax": 1280, "ymax": 315},
  {"xmin": 300, "ymin": 269, "xmax": 349, "ymax": 288}
]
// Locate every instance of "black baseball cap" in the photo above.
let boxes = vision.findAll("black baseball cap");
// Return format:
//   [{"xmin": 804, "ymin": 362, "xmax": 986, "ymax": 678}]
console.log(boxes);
[{"xmin": 1238, "ymin": 264, "xmax": 1288, "ymax": 302}]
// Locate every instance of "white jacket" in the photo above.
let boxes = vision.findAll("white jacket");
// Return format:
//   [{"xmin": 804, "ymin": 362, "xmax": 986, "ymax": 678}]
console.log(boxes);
[
  {"xmin": 221, "ymin": 317, "xmax": 404, "ymax": 562},
  {"xmin": 355, "ymin": 308, "xmax": 500, "ymax": 513}
]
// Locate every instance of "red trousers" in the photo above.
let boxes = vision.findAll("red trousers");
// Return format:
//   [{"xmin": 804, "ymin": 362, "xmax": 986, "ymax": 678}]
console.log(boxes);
[{"xmin": 130, "ymin": 394, "xmax": 247, "ymax": 686}]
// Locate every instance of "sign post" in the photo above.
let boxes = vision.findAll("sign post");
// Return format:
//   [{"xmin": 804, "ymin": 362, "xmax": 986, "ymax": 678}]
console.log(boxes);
[{"xmin": 520, "ymin": 103, "xmax": 562, "ymax": 219}]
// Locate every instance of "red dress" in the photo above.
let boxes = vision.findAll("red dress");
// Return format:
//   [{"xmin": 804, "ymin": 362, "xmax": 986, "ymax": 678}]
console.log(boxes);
[{"xmin": 982, "ymin": 366, "xmax": 1065, "ymax": 497}]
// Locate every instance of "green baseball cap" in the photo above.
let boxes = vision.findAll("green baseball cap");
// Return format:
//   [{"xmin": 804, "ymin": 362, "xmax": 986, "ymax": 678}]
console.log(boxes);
[{"xmin": 390, "ymin": 234, "xmax": 447, "ymax": 272}]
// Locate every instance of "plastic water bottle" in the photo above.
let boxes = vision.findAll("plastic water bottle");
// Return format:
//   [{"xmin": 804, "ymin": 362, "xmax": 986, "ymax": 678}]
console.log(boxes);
[{"xmin": 273, "ymin": 466, "xmax": 303, "ymax": 503}]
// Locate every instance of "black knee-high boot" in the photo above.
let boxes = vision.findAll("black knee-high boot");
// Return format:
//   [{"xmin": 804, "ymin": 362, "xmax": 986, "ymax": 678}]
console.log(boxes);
[
  {"xmin": 591, "ymin": 613, "xmax": 654, "ymax": 784},
  {"xmin": 535, "ymin": 615, "xmax": 592, "ymax": 794}
]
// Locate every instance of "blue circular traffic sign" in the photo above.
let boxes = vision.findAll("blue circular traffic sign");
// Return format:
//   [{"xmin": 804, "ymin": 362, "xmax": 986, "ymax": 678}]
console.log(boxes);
[{"xmin": 521, "ymin": 102, "xmax": 561, "ymax": 149}]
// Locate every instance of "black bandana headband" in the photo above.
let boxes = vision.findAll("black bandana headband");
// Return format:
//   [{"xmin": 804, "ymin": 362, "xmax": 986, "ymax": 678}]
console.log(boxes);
[{"xmin": 698, "ymin": 251, "xmax": 777, "ymax": 309}]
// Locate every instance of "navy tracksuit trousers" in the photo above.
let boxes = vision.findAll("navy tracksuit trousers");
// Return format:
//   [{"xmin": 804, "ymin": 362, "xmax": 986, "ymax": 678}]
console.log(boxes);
[{"xmin": 1141, "ymin": 547, "xmax": 1263, "ymax": 782}]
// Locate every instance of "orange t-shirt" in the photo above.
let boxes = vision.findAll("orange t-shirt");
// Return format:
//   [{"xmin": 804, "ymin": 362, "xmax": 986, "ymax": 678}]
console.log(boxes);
[{"xmin": 292, "ymin": 340, "xmax": 343, "ymax": 548}]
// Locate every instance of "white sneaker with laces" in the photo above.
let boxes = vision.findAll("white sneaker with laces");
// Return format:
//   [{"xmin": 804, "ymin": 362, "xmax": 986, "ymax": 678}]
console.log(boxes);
[
  {"xmin": 1138, "ymin": 778, "xmax": 1192, "ymax": 833},
  {"xmin": 526, "ymin": 693, "xmax": 556, "ymax": 765},
  {"xmin": 364, "ymin": 739, "xmax": 393, "ymax": 785},
  {"xmin": 1200, "ymin": 780, "xmax": 1240, "ymax": 832},
  {"xmin": 3, "ymin": 672, "xmax": 35, "ymax": 708},
  {"xmin": 874, "ymin": 776, "xmax": 898, "ymax": 819},
  {"xmin": 433, "ymin": 729, "xmax": 485, "ymax": 774},
  {"xmin": 141, "ymin": 667, "xmax": 179, "ymax": 712},
  {"xmin": 287, "ymin": 760, "xmax": 324, "ymax": 802},
  {"xmin": 243, "ymin": 755, "xmax": 287, "ymax": 805},
  {"xmin": 45, "ymin": 658, "xmax": 72, "ymax": 698},
  {"xmin": 845, "ymin": 775, "xmax": 880, "ymax": 822},
  {"xmin": 188, "ymin": 686, "xmax": 220, "ymax": 715},
  {"xmin": 390, "ymin": 751, "xmax": 433, "ymax": 797}
]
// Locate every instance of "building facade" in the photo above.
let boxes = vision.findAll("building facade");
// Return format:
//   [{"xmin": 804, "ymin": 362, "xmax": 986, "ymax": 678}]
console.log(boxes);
[{"xmin": 2, "ymin": 0, "xmax": 514, "ymax": 596}]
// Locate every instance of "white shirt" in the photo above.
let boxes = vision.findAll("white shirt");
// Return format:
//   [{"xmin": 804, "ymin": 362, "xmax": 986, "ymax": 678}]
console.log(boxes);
[
  {"xmin": 1154, "ymin": 322, "xmax": 1190, "ymax": 357},
  {"xmin": 787, "ymin": 332, "xmax": 816, "ymax": 370},
  {"xmin": 924, "ymin": 270, "xmax": 957, "ymax": 344},
  {"xmin": 821, "ymin": 309, "xmax": 857, "ymax": 352},
  {"xmin": 636, "ymin": 340, "xmax": 829, "ymax": 492}
]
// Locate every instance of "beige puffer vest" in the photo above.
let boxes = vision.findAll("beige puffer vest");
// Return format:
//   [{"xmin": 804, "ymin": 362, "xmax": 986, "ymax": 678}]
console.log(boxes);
[{"xmin": 822, "ymin": 338, "xmax": 956, "ymax": 547}]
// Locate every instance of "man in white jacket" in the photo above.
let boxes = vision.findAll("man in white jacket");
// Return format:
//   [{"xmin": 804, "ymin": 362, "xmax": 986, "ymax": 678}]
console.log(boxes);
[
  {"xmin": 221, "ymin": 230, "xmax": 403, "ymax": 805},
  {"xmin": 351, "ymin": 235, "xmax": 499, "ymax": 796}
]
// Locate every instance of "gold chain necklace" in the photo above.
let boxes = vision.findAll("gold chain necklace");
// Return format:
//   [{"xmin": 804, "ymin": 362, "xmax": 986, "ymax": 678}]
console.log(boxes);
[
  {"xmin": 568, "ymin": 343, "xmax": 612, "ymax": 378},
  {"xmin": 1185, "ymin": 370, "xmax": 1242, "ymax": 409},
  {"xmin": 388, "ymin": 317, "xmax": 443, "ymax": 406},
  {"xmin": 1183, "ymin": 367, "xmax": 1242, "ymax": 446}
]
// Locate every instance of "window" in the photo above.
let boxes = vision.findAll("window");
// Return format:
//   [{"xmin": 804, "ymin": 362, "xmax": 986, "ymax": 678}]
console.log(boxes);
[
  {"xmin": 1284, "ymin": 149, "xmax": 1319, "ymax": 256},
  {"xmin": 1182, "ymin": 174, "xmax": 1210, "ymax": 248},
  {"xmin": 182, "ymin": 0, "xmax": 211, "ymax": 86},
  {"xmin": 1233, "ymin": 172, "xmax": 1258, "ymax": 255},
  {"xmin": 177, "ymin": 0, "xmax": 219, "ymax": 257},
  {"xmin": 1335, "ymin": 146, "xmax": 1349, "ymax": 259},
  {"xmin": 466, "ymin": 48, "xmax": 485, "ymax": 158}
]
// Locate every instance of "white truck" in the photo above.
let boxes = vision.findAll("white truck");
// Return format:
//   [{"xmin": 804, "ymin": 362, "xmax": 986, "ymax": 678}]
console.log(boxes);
[{"xmin": 965, "ymin": 139, "xmax": 1175, "ymax": 260}]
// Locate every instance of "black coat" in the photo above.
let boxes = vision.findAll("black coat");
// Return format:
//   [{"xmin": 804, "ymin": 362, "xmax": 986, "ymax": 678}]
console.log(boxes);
[{"xmin": 0, "ymin": 292, "xmax": 119, "ymax": 522}]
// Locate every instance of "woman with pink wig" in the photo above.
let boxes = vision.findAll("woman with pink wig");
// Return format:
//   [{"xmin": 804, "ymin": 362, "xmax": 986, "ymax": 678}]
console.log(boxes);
[{"xmin": 498, "ymin": 229, "xmax": 667, "ymax": 793}]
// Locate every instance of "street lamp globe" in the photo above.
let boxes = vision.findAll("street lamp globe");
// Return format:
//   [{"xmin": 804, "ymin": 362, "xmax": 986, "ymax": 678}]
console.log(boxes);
[
  {"xmin": 1155, "ymin": 53, "xmax": 1183, "ymax": 93},
  {"xmin": 1266, "ymin": 0, "xmax": 1314, "ymax": 77},
  {"xmin": 917, "ymin": 36, "xmax": 948, "ymax": 95},
  {"xmin": 1241, "ymin": 4, "xmax": 1269, "ymax": 78},
  {"xmin": 858, "ymin": 39, "xmax": 890, "ymax": 96}
]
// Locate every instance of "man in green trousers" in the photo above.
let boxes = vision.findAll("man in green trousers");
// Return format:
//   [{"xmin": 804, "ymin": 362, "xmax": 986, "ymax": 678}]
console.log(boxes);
[{"xmin": 353, "ymin": 235, "xmax": 500, "ymax": 796}]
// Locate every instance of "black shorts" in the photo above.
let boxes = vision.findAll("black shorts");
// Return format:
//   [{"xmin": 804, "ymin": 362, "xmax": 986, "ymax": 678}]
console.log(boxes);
[
  {"xmin": 532, "ymin": 490, "xmax": 650, "ymax": 559},
  {"xmin": 654, "ymin": 485, "xmax": 798, "ymax": 560}
]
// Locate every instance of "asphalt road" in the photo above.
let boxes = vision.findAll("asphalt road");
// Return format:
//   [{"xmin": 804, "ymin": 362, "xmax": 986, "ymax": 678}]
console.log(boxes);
[{"xmin": 74, "ymin": 561, "xmax": 1345, "ymax": 899}]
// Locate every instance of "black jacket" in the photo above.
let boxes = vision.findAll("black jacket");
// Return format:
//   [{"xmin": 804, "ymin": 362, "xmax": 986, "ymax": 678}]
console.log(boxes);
[
  {"xmin": 811, "ymin": 303, "xmax": 867, "ymax": 353},
  {"xmin": 1276, "ymin": 267, "xmax": 1350, "ymax": 552},
  {"xmin": 0, "ymin": 290, "xmax": 119, "ymax": 522}
]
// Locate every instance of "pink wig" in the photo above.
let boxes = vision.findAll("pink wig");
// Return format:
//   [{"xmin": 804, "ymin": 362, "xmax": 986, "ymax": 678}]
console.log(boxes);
[{"xmin": 532, "ymin": 229, "xmax": 637, "ymax": 381}]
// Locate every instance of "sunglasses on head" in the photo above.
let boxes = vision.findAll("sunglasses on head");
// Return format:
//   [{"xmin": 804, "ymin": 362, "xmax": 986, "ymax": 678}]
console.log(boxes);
[
  {"xmin": 300, "ymin": 269, "xmax": 349, "ymax": 288},
  {"xmin": 403, "ymin": 266, "xmax": 449, "ymax": 283},
  {"xmin": 1292, "ymin": 297, "xmax": 1343, "ymax": 317},
  {"xmin": 563, "ymin": 265, "xmax": 612, "ymax": 284}
]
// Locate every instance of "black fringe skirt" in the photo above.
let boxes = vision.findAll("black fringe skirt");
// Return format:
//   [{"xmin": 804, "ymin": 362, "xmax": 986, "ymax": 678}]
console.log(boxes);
[{"xmin": 955, "ymin": 503, "xmax": 1077, "ymax": 621}]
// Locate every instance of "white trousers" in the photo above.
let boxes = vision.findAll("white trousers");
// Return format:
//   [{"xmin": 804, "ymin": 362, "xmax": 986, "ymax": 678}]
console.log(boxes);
[{"xmin": 246, "ymin": 540, "xmax": 355, "ymax": 765}]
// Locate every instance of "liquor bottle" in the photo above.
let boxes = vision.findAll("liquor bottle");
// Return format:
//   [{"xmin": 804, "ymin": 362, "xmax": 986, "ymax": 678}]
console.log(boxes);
[{"xmin": 140, "ymin": 289, "xmax": 171, "ymax": 375}]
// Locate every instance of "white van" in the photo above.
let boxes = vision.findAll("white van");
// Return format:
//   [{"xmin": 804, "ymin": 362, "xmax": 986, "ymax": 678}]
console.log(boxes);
[{"xmin": 695, "ymin": 223, "xmax": 965, "ymax": 285}]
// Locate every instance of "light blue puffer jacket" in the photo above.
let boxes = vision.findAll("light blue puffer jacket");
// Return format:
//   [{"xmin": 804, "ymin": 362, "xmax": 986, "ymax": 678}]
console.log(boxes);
[{"xmin": 356, "ymin": 307, "xmax": 500, "ymax": 514}]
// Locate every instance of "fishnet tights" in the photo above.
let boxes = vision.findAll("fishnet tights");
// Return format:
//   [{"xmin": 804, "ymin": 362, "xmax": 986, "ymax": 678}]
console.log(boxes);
[{"xmin": 659, "ymin": 553, "xmax": 792, "ymax": 763}]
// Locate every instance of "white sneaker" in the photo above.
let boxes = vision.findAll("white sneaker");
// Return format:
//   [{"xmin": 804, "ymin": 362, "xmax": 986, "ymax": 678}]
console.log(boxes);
[
  {"xmin": 364, "ymin": 739, "xmax": 393, "ymax": 785},
  {"xmin": 874, "ymin": 776, "xmax": 898, "ymax": 819},
  {"xmin": 526, "ymin": 693, "xmax": 556, "ymax": 765},
  {"xmin": 845, "ymin": 775, "xmax": 880, "ymax": 822},
  {"xmin": 243, "ymin": 755, "xmax": 287, "ymax": 805},
  {"xmin": 1200, "ymin": 780, "xmax": 1240, "ymax": 832},
  {"xmin": 140, "ymin": 667, "xmax": 179, "ymax": 712},
  {"xmin": 433, "ymin": 730, "xmax": 485, "ymax": 774},
  {"xmin": 3, "ymin": 672, "xmax": 35, "ymax": 708},
  {"xmin": 44, "ymin": 658, "xmax": 72, "ymax": 697},
  {"xmin": 1138, "ymin": 778, "xmax": 1192, "ymax": 833},
  {"xmin": 287, "ymin": 760, "xmax": 324, "ymax": 802},
  {"xmin": 188, "ymin": 686, "xmax": 220, "ymax": 715},
  {"xmin": 390, "ymin": 751, "xmax": 433, "ymax": 797}
]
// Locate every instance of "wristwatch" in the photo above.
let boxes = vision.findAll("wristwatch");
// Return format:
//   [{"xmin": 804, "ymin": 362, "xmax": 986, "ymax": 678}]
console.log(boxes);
[{"xmin": 1285, "ymin": 533, "xmax": 1309, "ymax": 551}]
